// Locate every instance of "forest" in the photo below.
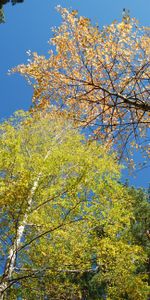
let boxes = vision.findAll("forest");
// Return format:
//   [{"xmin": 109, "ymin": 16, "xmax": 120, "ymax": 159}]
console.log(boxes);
[{"xmin": 0, "ymin": 6, "xmax": 150, "ymax": 300}]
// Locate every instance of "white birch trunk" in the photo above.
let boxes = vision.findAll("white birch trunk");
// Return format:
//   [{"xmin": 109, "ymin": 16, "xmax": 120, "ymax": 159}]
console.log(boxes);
[
  {"xmin": 0, "ymin": 175, "xmax": 41, "ymax": 299},
  {"xmin": 0, "ymin": 129, "xmax": 68, "ymax": 299}
]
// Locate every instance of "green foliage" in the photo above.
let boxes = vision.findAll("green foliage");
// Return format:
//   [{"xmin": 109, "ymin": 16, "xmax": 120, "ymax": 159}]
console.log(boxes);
[
  {"xmin": 129, "ymin": 187, "xmax": 150, "ymax": 287},
  {"xmin": 0, "ymin": 111, "xmax": 149, "ymax": 299}
]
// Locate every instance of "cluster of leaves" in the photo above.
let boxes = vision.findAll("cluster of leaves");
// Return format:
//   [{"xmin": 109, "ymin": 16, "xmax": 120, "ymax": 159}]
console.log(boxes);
[
  {"xmin": 0, "ymin": 111, "xmax": 149, "ymax": 299},
  {"xmin": 0, "ymin": 5, "xmax": 150, "ymax": 300},
  {"xmin": 13, "ymin": 6, "xmax": 150, "ymax": 163}
]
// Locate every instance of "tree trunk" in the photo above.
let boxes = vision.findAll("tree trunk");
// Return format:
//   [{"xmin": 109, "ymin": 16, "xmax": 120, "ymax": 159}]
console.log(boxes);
[
  {"xmin": 0, "ymin": 130, "xmax": 66, "ymax": 299},
  {"xmin": 0, "ymin": 175, "xmax": 41, "ymax": 299}
]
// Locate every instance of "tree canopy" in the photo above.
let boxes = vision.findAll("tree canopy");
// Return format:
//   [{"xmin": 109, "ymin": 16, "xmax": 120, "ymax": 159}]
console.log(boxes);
[
  {"xmin": 1, "ymin": 5, "xmax": 150, "ymax": 300},
  {"xmin": 0, "ymin": 111, "xmax": 149, "ymax": 299},
  {"xmin": 13, "ymin": 6, "xmax": 150, "ymax": 163}
]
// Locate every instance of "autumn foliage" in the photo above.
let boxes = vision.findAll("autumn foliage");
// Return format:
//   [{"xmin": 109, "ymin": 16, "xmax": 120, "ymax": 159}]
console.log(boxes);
[
  {"xmin": 0, "ymin": 112, "xmax": 149, "ymax": 299},
  {"xmin": 0, "ymin": 6, "xmax": 150, "ymax": 300},
  {"xmin": 13, "ymin": 6, "xmax": 150, "ymax": 160}
]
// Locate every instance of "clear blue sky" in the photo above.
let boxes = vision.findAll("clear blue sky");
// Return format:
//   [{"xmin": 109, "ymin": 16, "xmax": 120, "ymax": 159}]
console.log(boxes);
[{"xmin": 0, "ymin": 0, "xmax": 149, "ymax": 187}]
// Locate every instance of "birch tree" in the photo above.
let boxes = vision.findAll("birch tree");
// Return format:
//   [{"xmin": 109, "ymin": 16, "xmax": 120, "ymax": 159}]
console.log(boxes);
[
  {"xmin": 0, "ymin": 111, "xmax": 149, "ymax": 299},
  {"xmin": 0, "ymin": 110, "xmax": 117, "ymax": 298}
]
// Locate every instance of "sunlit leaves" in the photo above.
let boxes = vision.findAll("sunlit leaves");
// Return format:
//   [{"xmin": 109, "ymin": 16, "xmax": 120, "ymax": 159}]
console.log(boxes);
[
  {"xmin": 0, "ymin": 111, "xmax": 149, "ymax": 298},
  {"xmin": 13, "ymin": 7, "xmax": 150, "ymax": 164}
]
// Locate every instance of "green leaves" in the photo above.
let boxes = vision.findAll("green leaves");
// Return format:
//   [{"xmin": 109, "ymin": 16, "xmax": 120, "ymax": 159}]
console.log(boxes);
[{"xmin": 0, "ymin": 111, "xmax": 149, "ymax": 299}]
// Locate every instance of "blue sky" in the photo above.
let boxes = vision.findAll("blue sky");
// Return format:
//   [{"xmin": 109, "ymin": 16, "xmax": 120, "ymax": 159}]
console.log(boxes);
[{"xmin": 0, "ymin": 0, "xmax": 149, "ymax": 187}]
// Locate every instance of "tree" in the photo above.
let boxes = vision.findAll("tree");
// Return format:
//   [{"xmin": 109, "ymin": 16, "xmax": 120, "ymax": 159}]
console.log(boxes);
[
  {"xmin": 129, "ymin": 187, "xmax": 150, "ymax": 287},
  {"xmin": 0, "ymin": 111, "xmax": 149, "ymax": 299},
  {"xmin": 13, "ymin": 6, "xmax": 150, "ymax": 162},
  {"xmin": 73, "ymin": 187, "xmax": 150, "ymax": 300},
  {"xmin": 0, "ymin": 0, "xmax": 24, "ymax": 23},
  {"xmin": 0, "ymin": 0, "xmax": 24, "ymax": 8}
]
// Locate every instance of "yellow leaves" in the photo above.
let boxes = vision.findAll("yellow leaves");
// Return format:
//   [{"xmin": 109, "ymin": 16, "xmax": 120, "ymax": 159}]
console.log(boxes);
[
  {"xmin": 94, "ymin": 237, "xmax": 149, "ymax": 299},
  {"xmin": 117, "ymin": 21, "xmax": 132, "ymax": 32},
  {"xmin": 141, "ymin": 35, "xmax": 150, "ymax": 55},
  {"xmin": 11, "ymin": 6, "xmax": 150, "ymax": 164},
  {"xmin": 78, "ymin": 16, "xmax": 90, "ymax": 27},
  {"xmin": 71, "ymin": 10, "xmax": 78, "ymax": 17},
  {"xmin": 1, "ymin": 110, "xmax": 149, "ymax": 298}
]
